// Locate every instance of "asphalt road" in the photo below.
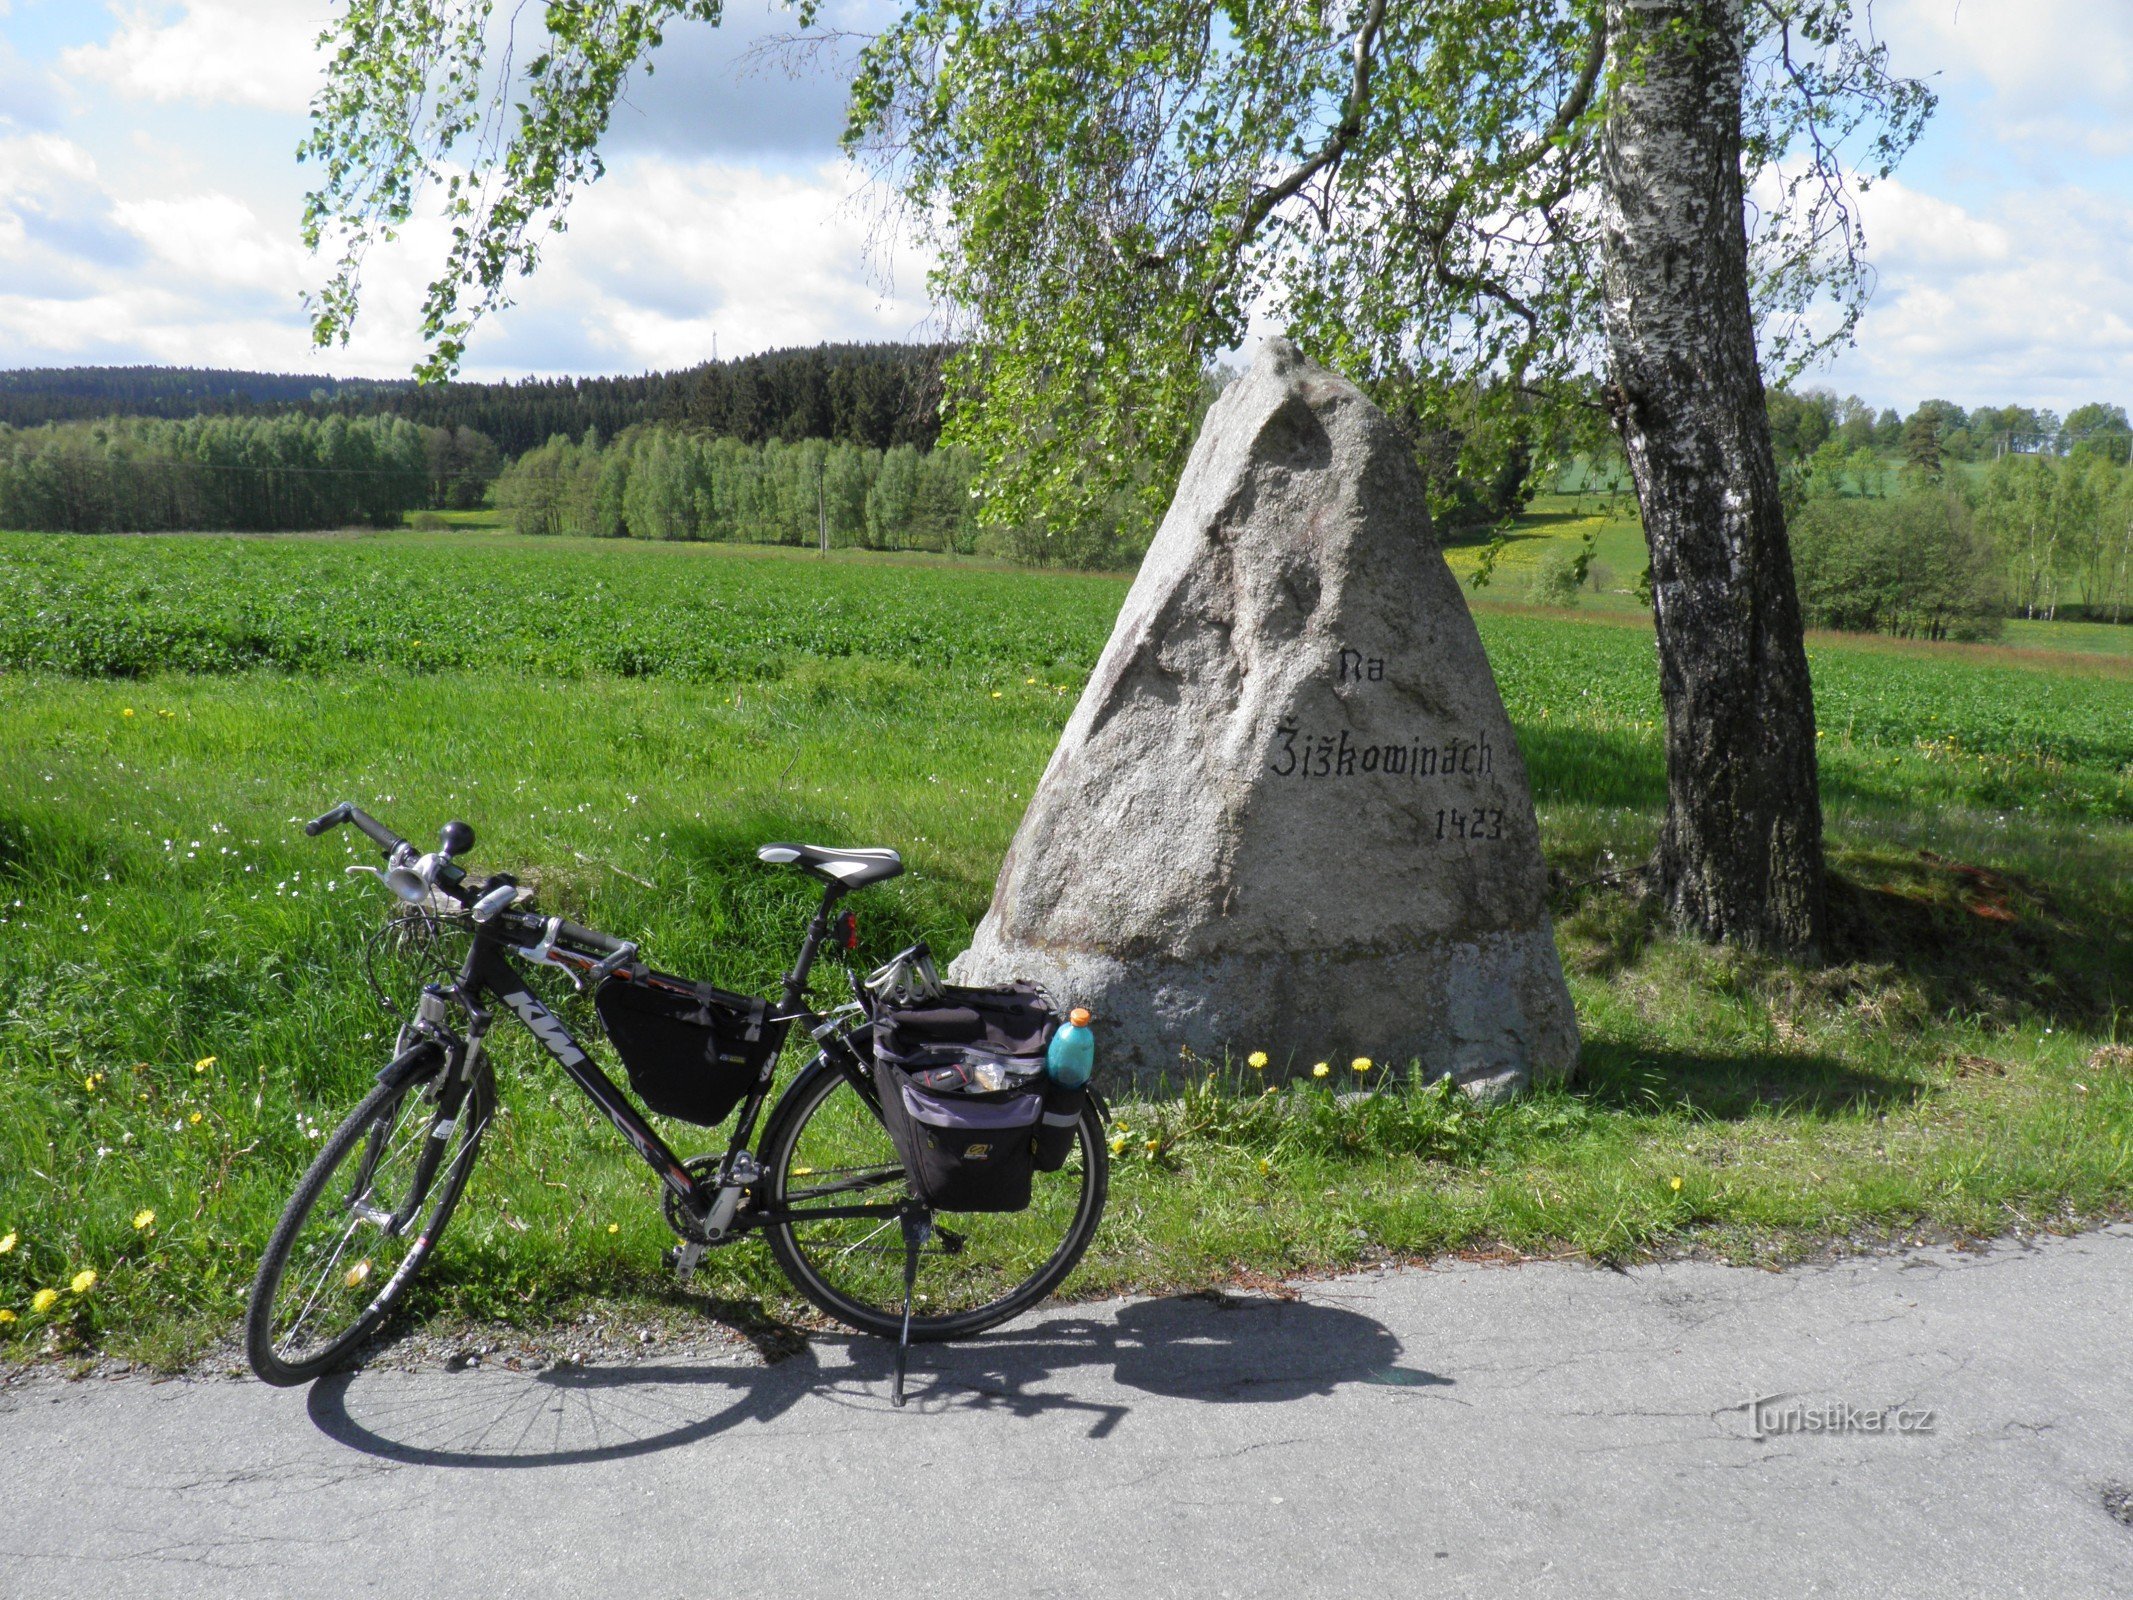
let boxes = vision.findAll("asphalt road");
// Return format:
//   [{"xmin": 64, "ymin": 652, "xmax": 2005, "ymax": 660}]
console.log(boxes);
[{"xmin": 3, "ymin": 1226, "xmax": 2130, "ymax": 1599}]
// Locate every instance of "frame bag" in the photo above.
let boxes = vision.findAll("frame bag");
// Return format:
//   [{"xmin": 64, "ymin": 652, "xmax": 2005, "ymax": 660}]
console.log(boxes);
[{"xmin": 595, "ymin": 971, "xmax": 773, "ymax": 1126}]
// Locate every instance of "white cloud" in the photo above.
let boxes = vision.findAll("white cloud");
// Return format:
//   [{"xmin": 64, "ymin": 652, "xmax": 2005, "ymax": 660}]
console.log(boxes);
[
  {"xmin": 522, "ymin": 157, "xmax": 933, "ymax": 365},
  {"xmin": 1881, "ymin": 0, "xmax": 2133, "ymax": 115},
  {"xmin": 1852, "ymin": 177, "xmax": 2010, "ymax": 271},
  {"xmin": 0, "ymin": 133, "xmax": 931, "ymax": 379},
  {"xmin": 114, "ymin": 191, "xmax": 307, "ymax": 295},
  {"xmin": 1816, "ymin": 177, "xmax": 2133, "ymax": 410},
  {"xmin": 62, "ymin": 1, "xmax": 329, "ymax": 115}
]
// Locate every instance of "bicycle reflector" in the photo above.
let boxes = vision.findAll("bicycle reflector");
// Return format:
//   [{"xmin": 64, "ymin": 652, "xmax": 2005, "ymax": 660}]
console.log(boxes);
[{"xmin": 834, "ymin": 910, "xmax": 859, "ymax": 950}]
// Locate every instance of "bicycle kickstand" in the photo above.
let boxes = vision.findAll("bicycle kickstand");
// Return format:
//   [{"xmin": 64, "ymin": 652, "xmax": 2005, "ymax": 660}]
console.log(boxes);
[{"xmin": 892, "ymin": 1211, "xmax": 929, "ymax": 1408}]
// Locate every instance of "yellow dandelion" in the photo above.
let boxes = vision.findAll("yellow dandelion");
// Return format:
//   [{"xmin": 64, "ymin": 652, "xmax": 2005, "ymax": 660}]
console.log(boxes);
[
  {"xmin": 83, "ymin": 1073, "xmax": 103, "ymax": 1093},
  {"xmin": 607, "ymin": 1222, "xmax": 620, "ymax": 1234},
  {"xmin": 1108, "ymin": 1135, "xmax": 1127, "ymax": 1155},
  {"xmin": 1351, "ymin": 1057, "xmax": 1373, "ymax": 1073},
  {"xmin": 1247, "ymin": 1051, "xmax": 1269, "ymax": 1070},
  {"xmin": 0, "ymin": 1231, "xmax": 15, "ymax": 1255},
  {"xmin": 1025, "ymin": 677, "xmax": 1037, "ymax": 685},
  {"xmin": 1257, "ymin": 1157, "xmax": 1272, "ymax": 1176},
  {"xmin": 194, "ymin": 1056, "xmax": 216, "ymax": 1073},
  {"xmin": 344, "ymin": 1260, "xmax": 372, "ymax": 1288},
  {"xmin": 70, "ymin": 1269, "xmax": 97, "ymax": 1294},
  {"xmin": 31, "ymin": 1289, "xmax": 58, "ymax": 1313},
  {"xmin": 990, "ymin": 690, "xmax": 1003, "ymax": 699},
  {"xmin": 1143, "ymin": 1138, "xmax": 1160, "ymax": 1152},
  {"xmin": 121, "ymin": 707, "xmax": 136, "ymax": 718},
  {"xmin": 132, "ymin": 1209, "xmax": 156, "ymax": 1231},
  {"xmin": 187, "ymin": 1111, "xmax": 203, "ymax": 1125},
  {"xmin": 1669, "ymin": 1176, "xmax": 1683, "ymax": 1192},
  {"xmin": 0, "ymin": 1309, "xmax": 15, "ymax": 1325},
  {"xmin": 1311, "ymin": 1062, "xmax": 1330, "ymax": 1079}
]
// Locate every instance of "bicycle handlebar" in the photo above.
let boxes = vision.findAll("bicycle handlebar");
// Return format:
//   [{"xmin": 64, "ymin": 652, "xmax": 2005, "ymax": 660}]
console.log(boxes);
[
  {"xmin": 305, "ymin": 802, "xmax": 408, "ymax": 856},
  {"xmin": 309, "ymin": 801, "xmax": 633, "ymax": 959}
]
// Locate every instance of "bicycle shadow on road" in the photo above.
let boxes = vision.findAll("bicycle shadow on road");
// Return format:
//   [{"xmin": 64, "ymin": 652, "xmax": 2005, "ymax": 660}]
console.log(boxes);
[
  {"xmin": 304, "ymin": 1290, "xmax": 1446, "ymax": 1464},
  {"xmin": 884, "ymin": 1290, "xmax": 1452, "ymax": 1435}
]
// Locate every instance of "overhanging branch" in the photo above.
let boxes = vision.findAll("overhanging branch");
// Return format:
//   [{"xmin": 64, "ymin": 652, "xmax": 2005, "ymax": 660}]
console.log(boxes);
[{"xmin": 1237, "ymin": 0, "xmax": 1389, "ymax": 242}]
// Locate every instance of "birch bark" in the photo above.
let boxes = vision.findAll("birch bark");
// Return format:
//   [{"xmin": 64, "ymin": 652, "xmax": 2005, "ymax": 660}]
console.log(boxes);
[{"xmin": 1599, "ymin": 0, "xmax": 1828, "ymax": 953}]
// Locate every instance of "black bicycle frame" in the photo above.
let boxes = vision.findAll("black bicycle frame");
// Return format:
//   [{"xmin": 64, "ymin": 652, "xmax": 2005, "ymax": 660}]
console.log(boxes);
[{"xmin": 439, "ymin": 882, "xmax": 895, "ymax": 1230}]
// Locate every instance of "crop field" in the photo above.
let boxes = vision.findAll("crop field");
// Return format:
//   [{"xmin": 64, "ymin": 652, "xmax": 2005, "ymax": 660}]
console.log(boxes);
[{"xmin": 3, "ymin": 527, "xmax": 2130, "ymax": 1366}]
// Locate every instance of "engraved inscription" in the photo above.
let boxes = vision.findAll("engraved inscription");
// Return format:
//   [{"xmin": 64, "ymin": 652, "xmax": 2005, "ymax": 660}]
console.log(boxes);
[
  {"xmin": 1270, "ymin": 724, "xmax": 1493, "ymax": 782},
  {"xmin": 1436, "ymin": 808, "xmax": 1506, "ymax": 842},
  {"xmin": 1269, "ymin": 645, "xmax": 1505, "ymax": 843},
  {"xmin": 1337, "ymin": 648, "xmax": 1386, "ymax": 683}
]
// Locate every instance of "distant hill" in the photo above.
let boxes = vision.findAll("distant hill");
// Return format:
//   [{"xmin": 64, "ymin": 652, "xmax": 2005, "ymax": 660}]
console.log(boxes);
[{"xmin": 0, "ymin": 342, "xmax": 947, "ymax": 457}]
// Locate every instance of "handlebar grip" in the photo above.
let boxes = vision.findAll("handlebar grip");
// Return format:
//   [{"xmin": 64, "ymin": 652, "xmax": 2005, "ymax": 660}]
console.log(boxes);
[
  {"xmin": 305, "ymin": 801, "xmax": 408, "ymax": 856},
  {"xmin": 305, "ymin": 804, "xmax": 352, "ymax": 837}
]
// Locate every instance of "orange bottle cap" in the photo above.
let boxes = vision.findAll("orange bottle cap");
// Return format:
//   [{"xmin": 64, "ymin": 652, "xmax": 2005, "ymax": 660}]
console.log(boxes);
[{"xmin": 1068, "ymin": 1007, "xmax": 1091, "ymax": 1027}]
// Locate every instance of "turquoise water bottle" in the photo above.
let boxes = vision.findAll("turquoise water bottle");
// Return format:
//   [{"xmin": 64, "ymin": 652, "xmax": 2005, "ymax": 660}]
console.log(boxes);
[{"xmin": 1046, "ymin": 1007, "xmax": 1095, "ymax": 1088}]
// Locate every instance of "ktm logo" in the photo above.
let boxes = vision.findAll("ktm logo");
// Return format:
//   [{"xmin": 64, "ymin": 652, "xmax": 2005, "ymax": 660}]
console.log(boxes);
[{"xmin": 501, "ymin": 990, "xmax": 587, "ymax": 1067}]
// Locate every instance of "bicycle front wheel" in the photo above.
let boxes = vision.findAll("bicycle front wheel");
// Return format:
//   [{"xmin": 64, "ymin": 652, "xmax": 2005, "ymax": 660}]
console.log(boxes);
[
  {"xmin": 758, "ymin": 1059, "xmax": 1107, "ymax": 1342},
  {"xmin": 245, "ymin": 1066, "xmax": 492, "ymax": 1386}
]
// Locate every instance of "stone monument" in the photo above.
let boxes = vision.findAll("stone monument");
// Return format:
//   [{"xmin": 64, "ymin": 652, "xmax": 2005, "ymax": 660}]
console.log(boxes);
[{"xmin": 952, "ymin": 338, "xmax": 1579, "ymax": 1094}]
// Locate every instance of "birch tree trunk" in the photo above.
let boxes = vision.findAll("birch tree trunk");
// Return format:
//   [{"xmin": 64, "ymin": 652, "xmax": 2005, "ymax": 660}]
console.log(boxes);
[{"xmin": 1599, "ymin": 0, "xmax": 1828, "ymax": 954}]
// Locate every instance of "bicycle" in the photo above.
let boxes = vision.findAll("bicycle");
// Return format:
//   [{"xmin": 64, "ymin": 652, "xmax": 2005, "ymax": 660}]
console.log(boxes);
[{"xmin": 245, "ymin": 802, "xmax": 1109, "ymax": 1403}]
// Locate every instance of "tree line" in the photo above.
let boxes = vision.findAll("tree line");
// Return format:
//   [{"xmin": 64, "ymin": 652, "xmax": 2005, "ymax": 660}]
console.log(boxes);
[
  {"xmin": 0, "ymin": 344, "xmax": 945, "ymax": 459},
  {"xmin": 494, "ymin": 427, "xmax": 990, "ymax": 555},
  {"xmin": 1765, "ymin": 390, "xmax": 2132, "ymax": 471},
  {"xmin": 0, "ymin": 415, "xmax": 445, "ymax": 533}
]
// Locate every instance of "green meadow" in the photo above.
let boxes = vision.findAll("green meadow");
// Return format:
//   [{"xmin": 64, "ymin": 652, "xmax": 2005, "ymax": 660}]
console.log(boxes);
[{"xmin": 3, "ymin": 526, "xmax": 2129, "ymax": 1367}]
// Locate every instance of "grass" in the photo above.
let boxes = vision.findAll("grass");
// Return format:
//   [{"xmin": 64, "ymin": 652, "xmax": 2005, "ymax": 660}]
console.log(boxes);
[{"xmin": 1, "ymin": 527, "xmax": 2128, "ymax": 1368}]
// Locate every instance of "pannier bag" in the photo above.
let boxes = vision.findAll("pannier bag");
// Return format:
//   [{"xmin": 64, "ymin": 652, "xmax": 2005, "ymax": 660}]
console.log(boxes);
[
  {"xmin": 873, "ymin": 981, "xmax": 1056, "ymax": 1062},
  {"xmin": 875, "ymin": 1056, "xmax": 1045, "ymax": 1212},
  {"xmin": 595, "ymin": 970, "xmax": 774, "ymax": 1126},
  {"xmin": 874, "ymin": 983, "xmax": 1060, "ymax": 1211}
]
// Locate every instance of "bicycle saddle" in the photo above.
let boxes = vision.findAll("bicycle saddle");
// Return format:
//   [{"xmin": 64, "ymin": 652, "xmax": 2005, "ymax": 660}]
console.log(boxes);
[{"xmin": 756, "ymin": 842, "xmax": 904, "ymax": 888}]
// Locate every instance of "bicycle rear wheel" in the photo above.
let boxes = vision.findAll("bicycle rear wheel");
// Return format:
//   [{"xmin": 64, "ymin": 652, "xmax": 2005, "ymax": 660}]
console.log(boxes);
[
  {"xmin": 758, "ymin": 1059, "xmax": 1107, "ymax": 1342},
  {"xmin": 245, "ymin": 1065, "xmax": 492, "ymax": 1386}
]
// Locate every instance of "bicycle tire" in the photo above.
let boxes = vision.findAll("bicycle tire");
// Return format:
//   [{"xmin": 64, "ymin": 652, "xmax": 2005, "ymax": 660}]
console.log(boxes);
[
  {"xmin": 245, "ymin": 1065, "xmax": 493, "ymax": 1386},
  {"xmin": 757, "ymin": 1058, "xmax": 1107, "ymax": 1342}
]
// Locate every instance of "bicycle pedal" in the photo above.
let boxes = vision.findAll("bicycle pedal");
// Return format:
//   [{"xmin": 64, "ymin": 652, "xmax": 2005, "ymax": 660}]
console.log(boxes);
[{"xmin": 665, "ymin": 1242, "xmax": 705, "ymax": 1283}]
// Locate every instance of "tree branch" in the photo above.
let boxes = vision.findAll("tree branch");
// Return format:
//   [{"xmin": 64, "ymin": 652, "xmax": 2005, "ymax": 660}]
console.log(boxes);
[
  {"xmin": 1494, "ymin": 17, "xmax": 1609, "ymax": 183},
  {"xmin": 1237, "ymin": 0, "xmax": 1389, "ymax": 241}
]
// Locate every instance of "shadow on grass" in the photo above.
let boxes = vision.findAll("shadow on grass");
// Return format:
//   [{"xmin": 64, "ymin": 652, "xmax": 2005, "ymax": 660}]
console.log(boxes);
[
  {"xmin": 1827, "ymin": 849, "xmax": 2131, "ymax": 1030},
  {"xmin": 1521, "ymin": 724, "xmax": 1667, "ymax": 812},
  {"xmin": 305, "ymin": 1292, "xmax": 1438, "ymax": 1463},
  {"xmin": 1558, "ymin": 839, "xmax": 2130, "ymax": 1041},
  {"xmin": 1573, "ymin": 1040, "xmax": 1924, "ymax": 1120}
]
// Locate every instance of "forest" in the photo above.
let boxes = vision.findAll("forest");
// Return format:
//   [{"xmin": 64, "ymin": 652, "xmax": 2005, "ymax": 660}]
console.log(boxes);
[
  {"xmin": 0, "ymin": 343, "xmax": 945, "ymax": 457},
  {"xmin": 494, "ymin": 428, "xmax": 987, "ymax": 555},
  {"xmin": 0, "ymin": 414, "xmax": 435, "ymax": 534}
]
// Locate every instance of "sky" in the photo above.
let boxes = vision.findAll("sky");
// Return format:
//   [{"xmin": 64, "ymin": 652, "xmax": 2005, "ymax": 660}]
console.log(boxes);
[{"xmin": 0, "ymin": 0, "xmax": 2126, "ymax": 415}]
